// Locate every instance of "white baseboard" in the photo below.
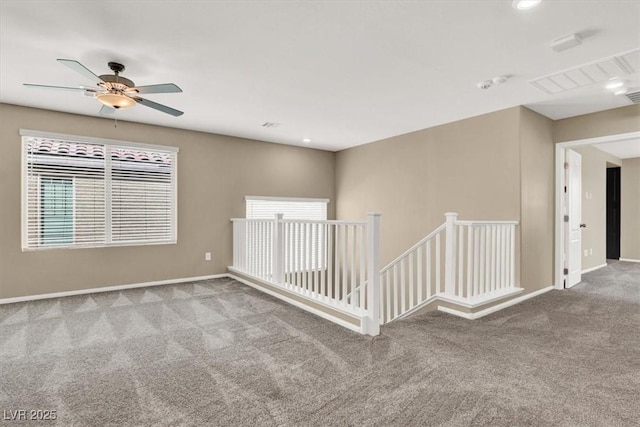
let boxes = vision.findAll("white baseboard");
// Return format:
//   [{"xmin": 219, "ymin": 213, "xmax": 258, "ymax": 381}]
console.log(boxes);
[
  {"xmin": 0, "ymin": 274, "xmax": 229, "ymax": 305},
  {"xmin": 619, "ymin": 258, "xmax": 640, "ymax": 263},
  {"xmin": 437, "ymin": 285, "xmax": 554, "ymax": 320},
  {"xmin": 437, "ymin": 306, "xmax": 475, "ymax": 319},
  {"xmin": 227, "ymin": 271, "xmax": 362, "ymax": 334},
  {"xmin": 582, "ymin": 263, "xmax": 607, "ymax": 274},
  {"xmin": 437, "ymin": 287, "xmax": 524, "ymax": 309}
]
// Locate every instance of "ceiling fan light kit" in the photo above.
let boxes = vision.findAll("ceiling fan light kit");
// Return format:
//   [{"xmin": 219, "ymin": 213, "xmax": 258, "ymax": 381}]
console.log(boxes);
[
  {"xmin": 97, "ymin": 92, "xmax": 136, "ymax": 109},
  {"xmin": 24, "ymin": 59, "xmax": 184, "ymax": 116}
]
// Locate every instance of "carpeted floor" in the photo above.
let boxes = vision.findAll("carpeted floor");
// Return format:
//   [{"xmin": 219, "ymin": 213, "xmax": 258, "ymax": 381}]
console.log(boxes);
[
  {"xmin": 571, "ymin": 260, "xmax": 640, "ymax": 303},
  {"xmin": 1, "ymin": 262, "xmax": 639, "ymax": 426}
]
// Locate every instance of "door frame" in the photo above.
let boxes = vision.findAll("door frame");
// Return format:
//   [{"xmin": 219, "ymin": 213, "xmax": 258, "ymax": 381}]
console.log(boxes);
[{"xmin": 554, "ymin": 130, "xmax": 640, "ymax": 290}]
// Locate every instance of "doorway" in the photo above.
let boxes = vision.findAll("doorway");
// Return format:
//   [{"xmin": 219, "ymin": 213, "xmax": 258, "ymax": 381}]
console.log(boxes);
[
  {"xmin": 554, "ymin": 130, "xmax": 640, "ymax": 290},
  {"xmin": 606, "ymin": 167, "xmax": 621, "ymax": 260}
]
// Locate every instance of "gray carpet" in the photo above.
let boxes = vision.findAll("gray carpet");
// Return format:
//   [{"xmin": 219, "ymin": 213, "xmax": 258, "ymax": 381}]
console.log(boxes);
[
  {"xmin": 572, "ymin": 260, "xmax": 640, "ymax": 303},
  {"xmin": 1, "ymin": 263, "xmax": 639, "ymax": 426}
]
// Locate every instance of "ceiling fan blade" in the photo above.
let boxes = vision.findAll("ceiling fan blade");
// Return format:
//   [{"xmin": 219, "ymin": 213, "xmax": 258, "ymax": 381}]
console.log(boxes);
[
  {"xmin": 129, "ymin": 83, "xmax": 182, "ymax": 94},
  {"xmin": 23, "ymin": 83, "xmax": 99, "ymax": 93},
  {"xmin": 99, "ymin": 105, "xmax": 116, "ymax": 115},
  {"xmin": 130, "ymin": 95, "xmax": 184, "ymax": 117},
  {"xmin": 57, "ymin": 59, "xmax": 104, "ymax": 85}
]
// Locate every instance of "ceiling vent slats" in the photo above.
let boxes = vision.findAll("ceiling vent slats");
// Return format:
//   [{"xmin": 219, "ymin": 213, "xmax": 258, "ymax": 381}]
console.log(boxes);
[
  {"xmin": 529, "ymin": 48, "xmax": 640, "ymax": 95},
  {"xmin": 624, "ymin": 90, "xmax": 640, "ymax": 104}
]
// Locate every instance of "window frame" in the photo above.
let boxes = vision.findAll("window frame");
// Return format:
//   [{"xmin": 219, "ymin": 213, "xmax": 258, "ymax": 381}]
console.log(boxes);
[{"xmin": 20, "ymin": 129, "xmax": 179, "ymax": 251}]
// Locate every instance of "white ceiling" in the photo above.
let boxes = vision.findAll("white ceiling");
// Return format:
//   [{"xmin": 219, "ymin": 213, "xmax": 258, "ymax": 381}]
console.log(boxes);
[
  {"xmin": 1, "ymin": 1, "xmax": 639, "ymax": 152},
  {"xmin": 595, "ymin": 139, "xmax": 640, "ymax": 159}
]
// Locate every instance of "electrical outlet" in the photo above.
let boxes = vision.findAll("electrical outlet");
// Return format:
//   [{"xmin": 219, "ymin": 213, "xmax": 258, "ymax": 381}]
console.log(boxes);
[{"xmin": 205, "ymin": 252, "xmax": 211, "ymax": 261}]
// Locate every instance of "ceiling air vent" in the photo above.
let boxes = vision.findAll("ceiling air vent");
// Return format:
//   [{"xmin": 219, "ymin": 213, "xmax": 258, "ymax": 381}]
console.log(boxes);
[
  {"xmin": 529, "ymin": 48, "xmax": 640, "ymax": 95},
  {"xmin": 624, "ymin": 90, "xmax": 640, "ymax": 104},
  {"xmin": 262, "ymin": 122, "xmax": 280, "ymax": 128}
]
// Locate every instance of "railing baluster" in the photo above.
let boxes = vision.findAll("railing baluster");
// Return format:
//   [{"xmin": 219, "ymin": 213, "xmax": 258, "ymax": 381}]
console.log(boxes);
[
  {"xmin": 409, "ymin": 254, "xmax": 414, "ymax": 309},
  {"xmin": 510, "ymin": 225, "xmax": 515, "ymax": 287},
  {"xmin": 458, "ymin": 224, "xmax": 464, "ymax": 298},
  {"xmin": 473, "ymin": 226, "xmax": 479, "ymax": 297},
  {"xmin": 319, "ymin": 223, "xmax": 325, "ymax": 298},
  {"xmin": 417, "ymin": 245, "xmax": 422, "ymax": 304},
  {"xmin": 466, "ymin": 225, "xmax": 472, "ymax": 299},
  {"xmin": 327, "ymin": 224, "xmax": 335, "ymax": 301},
  {"xmin": 393, "ymin": 264, "xmax": 399, "ymax": 320},
  {"xmin": 295, "ymin": 222, "xmax": 300, "ymax": 289},
  {"xmin": 493, "ymin": 224, "xmax": 498, "ymax": 291},
  {"xmin": 401, "ymin": 257, "xmax": 406, "ymax": 313},
  {"xmin": 426, "ymin": 241, "xmax": 432, "ymax": 299},
  {"xmin": 307, "ymin": 223, "xmax": 312, "ymax": 295},
  {"xmin": 435, "ymin": 233, "xmax": 441, "ymax": 294},
  {"xmin": 303, "ymin": 223, "xmax": 308, "ymax": 293},
  {"xmin": 385, "ymin": 270, "xmax": 391, "ymax": 322},
  {"xmin": 479, "ymin": 225, "xmax": 485, "ymax": 295},
  {"xmin": 257, "ymin": 221, "xmax": 262, "ymax": 279},
  {"xmin": 498, "ymin": 224, "xmax": 507, "ymax": 286},
  {"xmin": 333, "ymin": 225, "xmax": 342, "ymax": 300},
  {"xmin": 350, "ymin": 225, "xmax": 356, "ymax": 308},
  {"xmin": 360, "ymin": 225, "xmax": 366, "ymax": 310},
  {"xmin": 500, "ymin": 226, "xmax": 507, "ymax": 290}
]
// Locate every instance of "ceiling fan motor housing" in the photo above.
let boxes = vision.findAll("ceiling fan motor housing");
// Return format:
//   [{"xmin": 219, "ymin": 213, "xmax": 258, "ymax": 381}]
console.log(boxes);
[{"xmin": 98, "ymin": 74, "xmax": 135, "ymax": 90}]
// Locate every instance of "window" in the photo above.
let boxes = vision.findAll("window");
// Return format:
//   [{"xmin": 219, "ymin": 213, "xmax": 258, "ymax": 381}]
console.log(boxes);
[
  {"xmin": 245, "ymin": 196, "xmax": 328, "ymax": 221},
  {"xmin": 245, "ymin": 196, "xmax": 328, "ymax": 272},
  {"xmin": 40, "ymin": 177, "xmax": 74, "ymax": 245},
  {"xmin": 22, "ymin": 130, "xmax": 178, "ymax": 250}
]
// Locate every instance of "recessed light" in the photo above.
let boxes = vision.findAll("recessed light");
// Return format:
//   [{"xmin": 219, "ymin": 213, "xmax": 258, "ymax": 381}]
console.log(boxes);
[
  {"xmin": 605, "ymin": 81, "xmax": 624, "ymax": 90},
  {"xmin": 512, "ymin": 0, "xmax": 541, "ymax": 10},
  {"xmin": 302, "ymin": 138, "xmax": 311, "ymax": 143}
]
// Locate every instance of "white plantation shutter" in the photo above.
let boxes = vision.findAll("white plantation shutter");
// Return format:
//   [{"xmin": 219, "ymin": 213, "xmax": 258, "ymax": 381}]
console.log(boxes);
[
  {"xmin": 245, "ymin": 197, "xmax": 328, "ymax": 220},
  {"xmin": 110, "ymin": 147, "xmax": 174, "ymax": 243},
  {"xmin": 22, "ymin": 131, "xmax": 177, "ymax": 250}
]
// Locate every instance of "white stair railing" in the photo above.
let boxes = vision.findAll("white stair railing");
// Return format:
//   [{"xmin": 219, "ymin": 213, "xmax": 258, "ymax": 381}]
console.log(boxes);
[
  {"xmin": 453, "ymin": 218, "xmax": 517, "ymax": 302},
  {"xmin": 380, "ymin": 212, "xmax": 519, "ymax": 323},
  {"xmin": 380, "ymin": 223, "xmax": 446, "ymax": 323},
  {"xmin": 232, "ymin": 212, "xmax": 518, "ymax": 331},
  {"xmin": 231, "ymin": 212, "xmax": 381, "ymax": 336}
]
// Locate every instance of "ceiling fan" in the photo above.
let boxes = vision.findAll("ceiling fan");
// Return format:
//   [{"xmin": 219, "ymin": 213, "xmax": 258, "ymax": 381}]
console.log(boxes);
[{"xmin": 24, "ymin": 59, "xmax": 184, "ymax": 117}]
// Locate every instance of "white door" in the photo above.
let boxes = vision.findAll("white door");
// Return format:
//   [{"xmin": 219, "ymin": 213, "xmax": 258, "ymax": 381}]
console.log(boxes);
[{"xmin": 565, "ymin": 149, "xmax": 582, "ymax": 288}]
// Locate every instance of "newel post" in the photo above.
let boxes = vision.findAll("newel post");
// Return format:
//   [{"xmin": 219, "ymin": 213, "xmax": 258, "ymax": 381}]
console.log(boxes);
[
  {"xmin": 444, "ymin": 212, "xmax": 458, "ymax": 297},
  {"xmin": 364, "ymin": 212, "xmax": 382, "ymax": 336},
  {"xmin": 273, "ymin": 213, "xmax": 284, "ymax": 284}
]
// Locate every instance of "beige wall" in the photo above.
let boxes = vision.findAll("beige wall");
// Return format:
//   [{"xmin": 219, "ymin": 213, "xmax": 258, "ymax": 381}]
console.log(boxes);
[
  {"xmin": 572, "ymin": 146, "xmax": 622, "ymax": 270},
  {"xmin": 554, "ymin": 104, "xmax": 640, "ymax": 143},
  {"xmin": 621, "ymin": 157, "xmax": 640, "ymax": 261},
  {"xmin": 0, "ymin": 104, "xmax": 335, "ymax": 299},
  {"xmin": 3, "ymin": 101, "xmax": 638, "ymax": 300},
  {"xmin": 519, "ymin": 107, "xmax": 555, "ymax": 291},
  {"xmin": 335, "ymin": 107, "xmax": 522, "ymax": 275}
]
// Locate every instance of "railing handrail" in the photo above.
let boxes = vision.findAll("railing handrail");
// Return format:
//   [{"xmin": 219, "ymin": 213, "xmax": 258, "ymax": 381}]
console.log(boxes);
[
  {"xmin": 380, "ymin": 223, "xmax": 446, "ymax": 274},
  {"xmin": 231, "ymin": 217, "xmax": 367, "ymax": 226},
  {"xmin": 456, "ymin": 220, "xmax": 519, "ymax": 226}
]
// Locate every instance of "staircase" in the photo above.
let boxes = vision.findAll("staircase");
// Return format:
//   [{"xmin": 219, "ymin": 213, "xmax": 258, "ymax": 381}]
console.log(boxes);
[
  {"xmin": 379, "ymin": 213, "xmax": 522, "ymax": 323},
  {"xmin": 229, "ymin": 212, "xmax": 521, "ymax": 336}
]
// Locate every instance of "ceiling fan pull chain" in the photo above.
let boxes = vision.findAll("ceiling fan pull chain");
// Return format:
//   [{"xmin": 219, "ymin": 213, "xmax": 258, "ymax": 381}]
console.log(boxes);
[{"xmin": 114, "ymin": 116, "xmax": 118, "ymax": 128}]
